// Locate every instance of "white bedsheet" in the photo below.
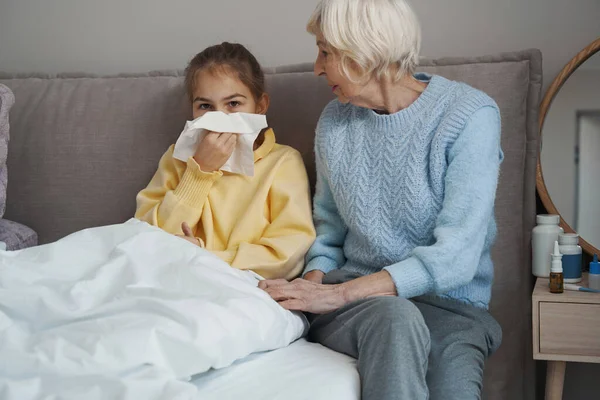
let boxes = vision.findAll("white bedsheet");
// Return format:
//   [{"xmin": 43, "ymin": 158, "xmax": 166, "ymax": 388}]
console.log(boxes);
[
  {"xmin": 192, "ymin": 339, "xmax": 360, "ymax": 400},
  {"xmin": 0, "ymin": 220, "xmax": 307, "ymax": 400}
]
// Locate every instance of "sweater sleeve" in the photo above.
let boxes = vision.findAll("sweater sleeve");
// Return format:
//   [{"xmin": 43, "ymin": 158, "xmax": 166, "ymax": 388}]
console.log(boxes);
[
  {"xmin": 135, "ymin": 145, "xmax": 222, "ymax": 234},
  {"xmin": 384, "ymin": 106, "xmax": 503, "ymax": 298},
  {"xmin": 210, "ymin": 150, "xmax": 316, "ymax": 280},
  {"xmin": 303, "ymin": 143, "xmax": 349, "ymax": 275}
]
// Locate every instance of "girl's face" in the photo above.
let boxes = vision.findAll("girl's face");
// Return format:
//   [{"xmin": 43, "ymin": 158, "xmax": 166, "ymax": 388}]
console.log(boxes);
[{"xmin": 191, "ymin": 67, "xmax": 269, "ymax": 119}]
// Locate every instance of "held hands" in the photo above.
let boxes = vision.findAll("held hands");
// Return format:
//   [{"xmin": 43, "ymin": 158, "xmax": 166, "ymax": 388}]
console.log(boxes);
[
  {"xmin": 175, "ymin": 222, "xmax": 202, "ymax": 247},
  {"xmin": 259, "ymin": 270, "xmax": 398, "ymax": 314},
  {"xmin": 194, "ymin": 132, "xmax": 238, "ymax": 172},
  {"xmin": 258, "ymin": 276, "xmax": 347, "ymax": 314}
]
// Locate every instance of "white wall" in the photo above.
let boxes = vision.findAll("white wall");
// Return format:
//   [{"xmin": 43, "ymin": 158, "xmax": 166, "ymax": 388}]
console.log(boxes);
[
  {"xmin": 577, "ymin": 116, "xmax": 600, "ymax": 247},
  {"xmin": 541, "ymin": 67, "xmax": 600, "ymax": 235},
  {"xmin": 1, "ymin": 1, "xmax": 600, "ymax": 399},
  {"xmin": 1, "ymin": 0, "xmax": 599, "ymax": 94}
]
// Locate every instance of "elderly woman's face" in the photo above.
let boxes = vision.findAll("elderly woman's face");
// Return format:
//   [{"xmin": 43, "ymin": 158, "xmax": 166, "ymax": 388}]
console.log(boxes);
[{"xmin": 314, "ymin": 33, "xmax": 365, "ymax": 104}]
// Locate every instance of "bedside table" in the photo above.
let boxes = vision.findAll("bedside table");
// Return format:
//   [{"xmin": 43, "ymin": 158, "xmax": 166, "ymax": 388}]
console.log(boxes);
[{"xmin": 532, "ymin": 273, "xmax": 600, "ymax": 400}]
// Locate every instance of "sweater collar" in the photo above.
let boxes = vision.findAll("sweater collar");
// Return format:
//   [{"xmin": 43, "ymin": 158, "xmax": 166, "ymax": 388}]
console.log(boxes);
[
  {"xmin": 254, "ymin": 128, "xmax": 276, "ymax": 162},
  {"xmin": 362, "ymin": 74, "xmax": 449, "ymax": 130}
]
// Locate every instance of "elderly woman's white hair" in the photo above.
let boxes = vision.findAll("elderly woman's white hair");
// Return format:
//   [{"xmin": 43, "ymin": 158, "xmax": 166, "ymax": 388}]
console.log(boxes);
[{"xmin": 307, "ymin": 0, "xmax": 421, "ymax": 82}]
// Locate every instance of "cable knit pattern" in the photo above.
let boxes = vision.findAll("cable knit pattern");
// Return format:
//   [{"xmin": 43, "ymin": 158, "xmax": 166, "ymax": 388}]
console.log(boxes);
[{"xmin": 304, "ymin": 74, "xmax": 503, "ymax": 308}]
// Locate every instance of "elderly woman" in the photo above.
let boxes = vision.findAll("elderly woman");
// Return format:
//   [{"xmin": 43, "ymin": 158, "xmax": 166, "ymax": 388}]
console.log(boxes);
[{"xmin": 259, "ymin": 0, "xmax": 503, "ymax": 399}]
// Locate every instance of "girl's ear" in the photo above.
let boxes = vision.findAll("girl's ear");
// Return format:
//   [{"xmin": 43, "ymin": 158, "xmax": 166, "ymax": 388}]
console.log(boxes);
[{"xmin": 256, "ymin": 93, "xmax": 270, "ymax": 115}]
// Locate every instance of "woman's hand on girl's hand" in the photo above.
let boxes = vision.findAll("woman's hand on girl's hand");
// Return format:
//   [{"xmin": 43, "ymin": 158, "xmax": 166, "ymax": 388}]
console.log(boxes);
[
  {"xmin": 176, "ymin": 222, "xmax": 201, "ymax": 246},
  {"xmin": 259, "ymin": 271, "xmax": 398, "ymax": 314},
  {"xmin": 258, "ymin": 278, "xmax": 347, "ymax": 314},
  {"xmin": 194, "ymin": 131, "xmax": 238, "ymax": 172}
]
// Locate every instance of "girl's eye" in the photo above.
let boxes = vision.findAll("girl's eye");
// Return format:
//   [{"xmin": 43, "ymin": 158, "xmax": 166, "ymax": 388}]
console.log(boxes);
[
  {"xmin": 321, "ymin": 51, "xmax": 328, "ymax": 57},
  {"xmin": 199, "ymin": 103, "xmax": 212, "ymax": 110},
  {"xmin": 228, "ymin": 101, "xmax": 241, "ymax": 108}
]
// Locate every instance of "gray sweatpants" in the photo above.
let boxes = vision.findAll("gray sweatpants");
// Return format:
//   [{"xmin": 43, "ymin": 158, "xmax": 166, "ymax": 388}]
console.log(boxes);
[{"xmin": 307, "ymin": 270, "xmax": 502, "ymax": 400}]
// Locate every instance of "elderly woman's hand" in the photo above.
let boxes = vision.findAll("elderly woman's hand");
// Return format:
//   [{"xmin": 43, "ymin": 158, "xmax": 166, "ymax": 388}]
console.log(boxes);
[
  {"xmin": 258, "ymin": 278, "xmax": 347, "ymax": 314},
  {"xmin": 259, "ymin": 271, "xmax": 398, "ymax": 314}
]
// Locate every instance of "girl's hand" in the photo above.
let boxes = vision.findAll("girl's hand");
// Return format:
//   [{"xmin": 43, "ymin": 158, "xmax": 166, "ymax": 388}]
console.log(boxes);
[
  {"xmin": 303, "ymin": 270, "xmax": 325, "ymax": 284},
  {"xmin": 194, "ymin": 132, "xmax": 238, "ymax": 172},
  {"xmin": 176, "ymin": 222, "xmax": 201, "ymax": 247}
]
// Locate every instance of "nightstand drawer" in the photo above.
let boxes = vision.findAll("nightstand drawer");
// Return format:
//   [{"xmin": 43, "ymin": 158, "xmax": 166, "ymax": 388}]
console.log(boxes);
[{"xmin": 539, "ymin": 302, "xmax": 600, "ymax": 357}]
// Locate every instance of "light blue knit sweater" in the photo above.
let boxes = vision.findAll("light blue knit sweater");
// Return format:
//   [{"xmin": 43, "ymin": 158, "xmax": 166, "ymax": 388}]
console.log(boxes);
[{"xmin": 303, "ymin": 74, "xmax": 503, "ymax": 309}]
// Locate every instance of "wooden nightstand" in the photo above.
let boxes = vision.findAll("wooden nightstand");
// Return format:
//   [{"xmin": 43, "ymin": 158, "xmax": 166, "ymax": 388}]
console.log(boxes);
[{"xmin": 532, "ymin": 273, "xmax": 600, "ymax": 399}]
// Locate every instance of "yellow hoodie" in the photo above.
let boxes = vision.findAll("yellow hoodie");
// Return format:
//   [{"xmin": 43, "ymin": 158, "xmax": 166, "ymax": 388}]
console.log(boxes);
[{"xmin": 135, "ymin": 128, "xmax": 316, "ymax": 280}]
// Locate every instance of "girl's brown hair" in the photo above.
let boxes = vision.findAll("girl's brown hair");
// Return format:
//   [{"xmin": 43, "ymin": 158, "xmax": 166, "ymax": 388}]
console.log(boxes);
[{"xmin": 184, "ymin": 42, "xmax": 265, "ymax": 102}]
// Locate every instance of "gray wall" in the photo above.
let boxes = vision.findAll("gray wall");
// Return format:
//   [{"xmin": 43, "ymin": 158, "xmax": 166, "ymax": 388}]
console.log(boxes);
[
  {"xmin": 1, "ymin": 0, "xmax": 599, "ymax": 94},
  {"xmin": 1, "ymin": 1, "xmax": 600, "ymax": 399}
]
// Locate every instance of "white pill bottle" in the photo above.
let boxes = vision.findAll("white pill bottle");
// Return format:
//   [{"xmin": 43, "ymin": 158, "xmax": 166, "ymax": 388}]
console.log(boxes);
[
  {"xmin": 558, "ymin": 233, "xmax": 582, "ymax": 283},
  {"xmin": 532, "ymin": 214, "xmax": 564, "ymax": 277}
]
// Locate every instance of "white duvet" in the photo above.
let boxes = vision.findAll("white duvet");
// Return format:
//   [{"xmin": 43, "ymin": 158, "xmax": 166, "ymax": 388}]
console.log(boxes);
[{"xmin": 0, "ymin": 219, "xmax": 307, "ymax": 400}]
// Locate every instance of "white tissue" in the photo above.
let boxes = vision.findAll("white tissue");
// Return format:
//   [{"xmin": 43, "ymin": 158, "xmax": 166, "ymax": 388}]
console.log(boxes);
[{"xmin": 173, "ymin": 112, "xmax": 268, "ymax": 176}]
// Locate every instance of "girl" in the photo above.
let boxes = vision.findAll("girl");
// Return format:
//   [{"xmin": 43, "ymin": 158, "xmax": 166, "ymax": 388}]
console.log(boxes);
[{"xmin": 135, "ymin": 42, "xmax": 315, "ymax": 280}]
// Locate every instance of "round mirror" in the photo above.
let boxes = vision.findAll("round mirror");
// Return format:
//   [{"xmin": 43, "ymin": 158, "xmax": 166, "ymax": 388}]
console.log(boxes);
[{"xmin": 538, "ymin": 38, "xmax": 600, "ymax": 255}]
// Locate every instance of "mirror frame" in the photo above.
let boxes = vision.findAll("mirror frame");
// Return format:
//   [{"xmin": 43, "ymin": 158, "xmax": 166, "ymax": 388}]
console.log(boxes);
[{"xmin": 537, "ymin": 37, "xmax": 600, "ymax": 256}]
